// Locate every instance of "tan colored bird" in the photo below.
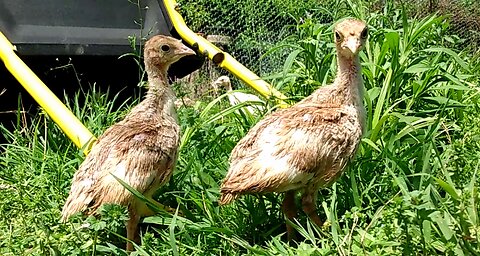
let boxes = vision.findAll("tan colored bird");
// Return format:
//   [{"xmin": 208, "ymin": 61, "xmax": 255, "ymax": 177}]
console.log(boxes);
[
  {"xmin": 61, "ymin": 35, "xmax": 195, "ymax": 250},
  {"xmin": 219, "ymin": 18, "xmax": 368, "ymax": 239},
  {"xmin": 213, "ymin": 75, "xmax": 265, "ymax": 116}
]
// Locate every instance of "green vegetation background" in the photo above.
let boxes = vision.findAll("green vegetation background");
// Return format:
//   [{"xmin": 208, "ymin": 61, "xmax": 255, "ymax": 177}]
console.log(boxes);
[{"xmin": 1, "ymin": 0, "xmax": 479, "ymax": 255}]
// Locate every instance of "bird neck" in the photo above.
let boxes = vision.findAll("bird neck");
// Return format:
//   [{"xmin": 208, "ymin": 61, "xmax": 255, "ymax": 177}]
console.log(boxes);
[
  {"xmin": 145, "ymin": 64, "xmax": 169, "ymax": 86},
  {"xmin": 132, "ymin": 65, "xmax": 176, "ymax": 118},
  {"xmin": 226, "ymin": 83, "xmax": 233, "ymax": 92},
  {"xmin": 330, "ymin": 54, "xmax": 363, "ymax": 106}
]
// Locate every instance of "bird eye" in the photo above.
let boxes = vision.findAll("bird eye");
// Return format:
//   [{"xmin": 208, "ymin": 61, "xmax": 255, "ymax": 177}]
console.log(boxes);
[
  {"xmin": 161, "ymin": 45, "xmax": 170, "ymax": 52},
  {"xmin": 335, "ymin": 31, "xmax": 342, "ymax": 41},
  {"xmin": 360, "ymin": 28, "xmax": 368, "ymax": 39}
]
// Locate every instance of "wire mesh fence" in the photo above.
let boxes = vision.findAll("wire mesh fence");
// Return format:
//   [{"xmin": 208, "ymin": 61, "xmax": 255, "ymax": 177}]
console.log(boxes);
[
  {"xmin": 178, "ymin": 0, "xmax": 318, "ymax": 75},
  {"xmin": 391, "ymin": 0, "xmax": 480, "ymax": 50},
  {"xmin": 175, "ymin": 0, "xmax": 479, "ymax": 101},
  {"xmin": 176, "ymin": 0, "xmax": 324, "ymax": 100}
]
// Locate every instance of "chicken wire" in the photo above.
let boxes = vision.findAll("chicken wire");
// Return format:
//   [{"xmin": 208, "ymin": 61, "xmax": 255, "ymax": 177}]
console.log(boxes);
[
  {"xmin": 175, "ymin": 0, "xmax": 326, "ymax": 100},
  {"xmin": 177, "ymin": 0, "xmax": 317, "ymax": 77},
  {"xmin": 392, "ymin": 0, "xmax": 480, "ymax": 49},
  {"xmin": 175, "ymin": 0, "xmax": 479, "ymax": 99}
]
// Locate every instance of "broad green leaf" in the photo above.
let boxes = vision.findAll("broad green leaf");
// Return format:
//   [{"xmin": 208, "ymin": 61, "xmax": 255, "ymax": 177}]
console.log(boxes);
[
  {"xmin": 422, "ymin": 96, "xmax": 465, "ymax": 107},
  {"xmin": 390, "ymin": 112, "xmax": 422, "ymax": 124},
  {"xmin": 395, "ymin": 117, "xmax": 437, "ymax": 141},
  {"xmin": 169, "ymin": 212, "xmax": 179, "ymax": 256},
  {"xmin": 366, "ymin": 87, "xmax": 381, "ymax": 102},
  {"xmin": 433, "ymin": 177, "xmax": 460, "ymax": 200},
  {"xmin": 283, "ymin": 49, "xmax": 303, "ymax": 77},
  {"xmin": 422, "ymin": 220, "xmax": 432, "ymax": 244},
  {"xmin": 466, "ymin": 166, "xmax": 478, "ymax": 226},
  {"xmin": 430, "ymin": 211, "xmax": 454, "ymax": 240},
  {"xmin": 404, "ymin": 63, "xmax": 433, "ymax": 73},
  {"xmin": 361, "ymin": 138, "xmax": 381, "ymax": 152},
  {"xmin": 423, "ymin": 47, "xmax": 468, "ymax": 70},
  {"xmin": 372, "ymin": 69, "xmax": 393, "ymax": 132}
]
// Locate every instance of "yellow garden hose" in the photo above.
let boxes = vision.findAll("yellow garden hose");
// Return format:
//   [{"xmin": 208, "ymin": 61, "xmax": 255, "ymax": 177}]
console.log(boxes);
[
  {"xmin": 0, "ymin": 1, "xmax": 288, "ymax": 154},
  {"xmin": 163, "ymin": 0, "xmax": 289, "ymax": 107}
]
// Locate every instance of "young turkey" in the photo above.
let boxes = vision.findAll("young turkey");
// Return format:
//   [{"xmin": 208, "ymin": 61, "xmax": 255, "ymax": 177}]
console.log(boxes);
[
  {"xmin": 219, "ymin": 18, "xmax": 368, "ymax": 239},
  {"xmin": 61, "ymin": 35, "xmax": 195, "ymax": 250},
  {"xmin": 213, "ymin": 75, "xmax": 265, "ymax": 116}
]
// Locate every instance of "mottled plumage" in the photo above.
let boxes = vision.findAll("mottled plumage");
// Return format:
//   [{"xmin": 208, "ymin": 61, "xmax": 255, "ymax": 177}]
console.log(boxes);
[
  {"xmin": 61, "ymin": 35, "xmax": 195, "ymax": 250},
  {"xmin": 219, "ymin": 19, "xmax": 368, "ymax": 239}
]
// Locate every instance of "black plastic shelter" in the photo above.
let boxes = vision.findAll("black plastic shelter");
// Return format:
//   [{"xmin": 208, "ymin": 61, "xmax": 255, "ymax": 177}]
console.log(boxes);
[
  {"xmin": 0, "ymin": 0, "xmax": 203, "ymax": 144},
  {"xmin": 0, "ymin": 0, "xmax": 202, "ymax": 76}
]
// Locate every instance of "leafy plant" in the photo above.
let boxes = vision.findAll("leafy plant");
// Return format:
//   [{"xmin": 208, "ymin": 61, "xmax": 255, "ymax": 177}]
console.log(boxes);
[{"xmin": 0, "ymin": 0, "xmax": 479, "ymax": 255}]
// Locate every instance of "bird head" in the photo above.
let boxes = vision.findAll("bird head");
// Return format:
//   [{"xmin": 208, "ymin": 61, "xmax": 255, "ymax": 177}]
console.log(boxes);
[
  {"xmin": 334, "ymin": 19, "xmax": 368, "ymax": 59},
  {"xmin": 143, "ymin": 35, "xmax": 195, "ymax": 69},
  {"xmin": 212, "ymin": 76, "xmax": 232, "ymax": 92}
]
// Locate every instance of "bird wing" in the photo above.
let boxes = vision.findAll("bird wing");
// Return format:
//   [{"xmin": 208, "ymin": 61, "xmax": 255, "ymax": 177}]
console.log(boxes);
[
  {"xmin": 61, "ymin": 118, "xmax": 179, "ymax": 220},
  {"xmin": 222, "ymin": 104, "xmax": 362, "ymax": 194}
]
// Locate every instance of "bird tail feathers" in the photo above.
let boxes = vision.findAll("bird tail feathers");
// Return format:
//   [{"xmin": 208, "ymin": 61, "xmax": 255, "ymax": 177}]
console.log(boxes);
[
  {"xmin": 218, "ymin": 192, "xmax": 239, "ymax": 205},
  {"xmin": 60, "ymin": 193, "xmax": 91, "ymax": 222}
]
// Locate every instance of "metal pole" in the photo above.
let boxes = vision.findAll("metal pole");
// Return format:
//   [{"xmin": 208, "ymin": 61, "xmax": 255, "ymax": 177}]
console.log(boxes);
[
  {"xmin": 163, "ymin": 0, "xmax": 289, "ymax": 107},
  {"xmin": 0, "ymin": 31, "xmax": 95, "ymax": 153}
]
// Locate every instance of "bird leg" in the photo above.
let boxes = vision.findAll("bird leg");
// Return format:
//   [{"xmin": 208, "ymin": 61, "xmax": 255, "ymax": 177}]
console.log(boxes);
[
  {"xmin": 281, "ymin": 190, "xmax": 298, "ymax": 241},
  {"xmin": 140, "ymin": 196, "xmax": 182, "ymax": 216},
  {"xmin": 126, "ymin": 210, "xmax": 141, "ymax": 251},
  {"xmin": 151, "ymin": 200, "xmax": 177, "ymax": 214},
  {"xmin": 125, "ymin": 199, "xmax": 180, "ymax": 251},
  {"xmin": 301, "ymin": 190, "xmax": 323, "ymax": 228}
]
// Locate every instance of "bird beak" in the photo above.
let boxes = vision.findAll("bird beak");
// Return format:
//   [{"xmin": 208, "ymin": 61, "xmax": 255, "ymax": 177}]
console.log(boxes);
[
  {"xmin": 178, "ymin": 44, "xmax": 196, "ymax": 56},
  {"xmin": 344, "ymin": 37, "xmax": 361, "ymax": 54}
]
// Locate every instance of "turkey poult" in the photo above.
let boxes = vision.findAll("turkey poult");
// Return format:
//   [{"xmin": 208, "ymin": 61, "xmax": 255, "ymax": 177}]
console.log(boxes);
[
  {"xmin": 61, "ymin": 35, "xmax": 195, "ymax": 250},
  {"xmin": 213, "ymin": 75, "xmax": 265, "ymax": 116},
  {"xmin": 219, "ymin": 18, "xmax": 368, "ymax": 239}
]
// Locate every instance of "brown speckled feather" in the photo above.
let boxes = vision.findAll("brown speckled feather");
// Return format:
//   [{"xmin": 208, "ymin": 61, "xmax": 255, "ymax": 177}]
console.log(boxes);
[
  {"xmin": 219, "ymin": 19, "xmax": 368, "ymax": 239},
  {"xmin": 61, "ymin": 114, "xmax": 179, "ymax": 219},
  {"xmin": 221, "ymin": 89, "xmax": 364, "ymax": 200},
  {"xmin": 61, "ymin": 35, "xmax": 195, "ymax": 250}
]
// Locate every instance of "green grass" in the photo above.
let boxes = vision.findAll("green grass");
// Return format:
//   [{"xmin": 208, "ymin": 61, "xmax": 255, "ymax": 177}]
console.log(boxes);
[{"xmin": 1, "ymin": 1, "xmax": 480, "ymax": 255}]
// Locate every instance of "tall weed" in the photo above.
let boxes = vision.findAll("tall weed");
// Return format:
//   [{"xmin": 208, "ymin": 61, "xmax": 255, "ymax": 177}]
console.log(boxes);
[{"xmin": 0, "ymin": 1, "xmax": 479, "ymax": 255}]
